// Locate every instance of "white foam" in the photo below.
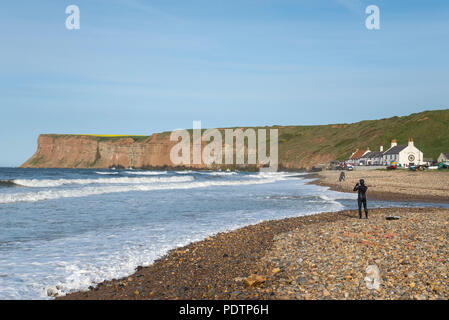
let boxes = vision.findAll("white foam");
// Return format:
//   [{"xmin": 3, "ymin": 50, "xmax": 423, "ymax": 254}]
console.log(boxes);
[
  {"xmin": 175, "ymin": 170, "xmax": 194, "ymax": 174},
  {"xmin": 318, "ymin": 193, "xmax": 357, "ymax": 201},
  {"xmin": 123, "ymin": 171, "xmax": 167, "ymax": 175},
  {"xmin": 95, "ymin": 171, "xmax": 119, "ymax": 175},
  {"xmin": 198, "ymin": 171, "xmax": 237, "ymax": 176},
  {"xmin": 12, "ymin": 176, "xmax": 190, "ymax": 188},
  {"xmin": 0, "ymin": 176, "xmax": 285, "ymax": 204}
]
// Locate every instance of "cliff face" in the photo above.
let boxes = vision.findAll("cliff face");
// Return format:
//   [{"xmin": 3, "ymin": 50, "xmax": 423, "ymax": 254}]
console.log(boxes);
[
  {"xmin": 21, "ymin": 133, "xmax": 326, "ymax": 170},
  {"xmin": 21, "ymin": 134, "xmax": 187, "ymax": 169},
  {"xmin": 21, "ymin": 133, "xmax": 270, "ymax": 170},
  {"xmin": 21, "ymin": 109, "xmax": 449, "ymax": 170}
]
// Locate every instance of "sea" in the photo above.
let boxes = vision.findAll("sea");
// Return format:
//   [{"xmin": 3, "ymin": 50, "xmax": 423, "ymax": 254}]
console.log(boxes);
[{"xmin": 0, "ymin": 168, "xmax": 447, "ymax": 299}]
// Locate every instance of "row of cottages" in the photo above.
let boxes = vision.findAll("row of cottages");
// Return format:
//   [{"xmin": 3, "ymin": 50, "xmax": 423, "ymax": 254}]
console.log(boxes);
[{"xmin": 347, "ymin": 138, "xmax": 424, "ymax": 167}]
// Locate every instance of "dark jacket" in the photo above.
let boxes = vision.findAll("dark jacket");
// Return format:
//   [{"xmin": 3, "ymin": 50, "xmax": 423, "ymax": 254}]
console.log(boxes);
[{"xmin": 353, "ymin": 183, "xmax": 368, "ymax": 199}]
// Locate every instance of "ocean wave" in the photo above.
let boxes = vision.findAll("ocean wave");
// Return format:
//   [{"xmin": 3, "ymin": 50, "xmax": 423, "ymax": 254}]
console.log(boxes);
[
  {"xmin": 11, "ymin": 176, "xmax": 193, "ymax": 188},
  {"xmin": 318, "ymin": 193, "xmax": 357, "ymax": 201},
  {"xmin": 175, "ymin": 170, "xmax": 194, "ymax": 174},
  {"xmin": 243, "ymin": 172, "xmax": 297, "ymax": 180},
  {"xmin": 265, "ymin": 193, "xmax": 356, "ymax": 202},
  {"xmin": 198, "ymin": 171, "xmax": 237, "ymax": 176},
  {"xmin": 0, "ymin": 176, "xmax": 282, "ymax": 204},
  {"xmin": 95, "ymin": 172, "xmax": 119, "ymax": 175},
  {"xmin": 265, "ymin": 195, "xmax": 322, "ymax": 201},
  {"xmin": 123, "ymin": 171, "xmax": 167, "ymax": 176},
  {"xmin": 0, "ymin": 180, "xmax": 19, "ymax": 188}
]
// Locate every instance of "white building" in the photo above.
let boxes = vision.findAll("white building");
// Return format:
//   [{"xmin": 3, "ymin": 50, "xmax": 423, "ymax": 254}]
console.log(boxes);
[
  {"xmin": 361, "ymin": 146, "xmax": 384, "ymax": 165},
  {"xmin": 346, "ymin": 148, "xmax": 370, "ymax": 165},
  {"xmin": 382, "ymin": 139, "xmax": 424, "ymax": 167},
  {"xmin": 438, "ymin": 153, "xmax": 449, "ymax": 164}
]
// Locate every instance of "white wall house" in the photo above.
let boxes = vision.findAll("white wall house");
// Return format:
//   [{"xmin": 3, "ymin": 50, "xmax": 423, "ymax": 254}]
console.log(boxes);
[
  {"xmin": 360, "ymin": 146, "xmax": 384, "ymax": 165},
  {"xmin": 346, "ymin": 148, "xmax": 370, "ymax": 165},
  {"xmin": 438, "ymin": 153, "xmax": 449, "ymax": 164},
  {"xmin": 382, "ymin": 139, "xmax": 424, "ymax": 167}
]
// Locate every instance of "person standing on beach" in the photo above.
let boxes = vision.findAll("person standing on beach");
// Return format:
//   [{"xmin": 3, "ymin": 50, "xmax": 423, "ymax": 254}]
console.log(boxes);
[
  {"xmin": 339, "ymin": 171, "xmax": 345, "ymax": 182},
  {"xmin": 353, "ymin": 179, "xmax": 368, "ymax": 219}
]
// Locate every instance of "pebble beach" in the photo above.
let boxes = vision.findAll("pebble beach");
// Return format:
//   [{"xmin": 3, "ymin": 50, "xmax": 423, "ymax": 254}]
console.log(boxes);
[
  {"xmin": 59, "ymin": 206, "xmax": 449, "ymax": 300},
  {"xmin": 257, "ymin": 207, "xmax": 449, "ymax": 300},
  {"xmin": 57, "ymin": 170, "xmax": 449, "ymax": 300},
  {"xmin": 312, "ymin": 170, "xmax": 449, "ymax": 203}
]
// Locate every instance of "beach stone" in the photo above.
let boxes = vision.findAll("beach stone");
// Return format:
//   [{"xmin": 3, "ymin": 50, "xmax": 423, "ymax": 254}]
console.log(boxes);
[
  {"xmin": 364, "ymin": 265, "xmax": 381, "ymax": 290},
  {"xmin": 244, "ymin": 274, "xmax": 266, "ymax": 288},
  {"xmin": 271, "ymin": 268, "xmax": 281, "ymax": 274}
]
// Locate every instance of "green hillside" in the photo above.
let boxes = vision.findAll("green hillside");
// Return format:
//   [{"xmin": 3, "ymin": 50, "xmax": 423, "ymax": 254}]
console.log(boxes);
[{"xmin": 276, "ymin": 109, "xmax": 449, "ymax": 163}]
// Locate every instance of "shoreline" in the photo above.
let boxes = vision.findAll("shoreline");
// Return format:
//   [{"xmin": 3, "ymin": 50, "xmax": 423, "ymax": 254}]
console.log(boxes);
[
  {"xmin": 57, "ymin": 171, "xmax": 449, "ymax": 300},
  {"xmin": 304, "ymin": 171, "xmax": 449, "ymax": 204},
  {"xmin": 58, "ymin": 206, "xmax": 449, "ymax": 300},
  {"xmin": 57, "ymin": 209, "xmax": 361, "ymax": 300}
]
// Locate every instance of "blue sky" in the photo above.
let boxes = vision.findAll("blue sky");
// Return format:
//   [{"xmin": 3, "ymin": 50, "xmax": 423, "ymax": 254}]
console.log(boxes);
[{"xmin": 1, "ymin": 0, "xmax": 448, "ymax": 166}]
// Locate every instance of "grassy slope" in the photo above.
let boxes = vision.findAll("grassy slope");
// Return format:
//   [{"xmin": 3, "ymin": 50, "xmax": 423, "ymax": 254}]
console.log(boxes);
[
  {"xmin": 277, "ymin": 109, "xmax": 449, "ymax": 163},
  {"xmin": 41, "ymin": 109, "xmax": 449, "ymax": 164}
]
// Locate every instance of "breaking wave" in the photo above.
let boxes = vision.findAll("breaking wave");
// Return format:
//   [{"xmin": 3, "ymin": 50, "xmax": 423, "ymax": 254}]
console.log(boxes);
[
  {"xmin": 0, "ymin": 175, "xmax": 285, "ymax": 204},
  {"xmin": 199, "ymin": 171, "xmax": 238, "ymax": 176},
  {"xmin": 95, "ymin": 171, "xmax": 119, "ymax": 175},
  {"xmin": 264, "ymin": 193, "xmax": 356, "ymax": 201},
  {"xmin": 123, "ymin": 171, "xmax": 167, "ymax": 176},
  {"xmin": 11, "ymin": 176, "xmax": 193, "ymax": 188},
  {"xmin": 0, "ymin": 180, "xmax": 19, "ymax": 188}
]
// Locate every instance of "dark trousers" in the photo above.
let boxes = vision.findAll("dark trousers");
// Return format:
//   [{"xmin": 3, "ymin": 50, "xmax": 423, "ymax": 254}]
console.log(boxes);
[{"xmin": 358, "ymin": 197, "xmax": 368, "ymax": 218}]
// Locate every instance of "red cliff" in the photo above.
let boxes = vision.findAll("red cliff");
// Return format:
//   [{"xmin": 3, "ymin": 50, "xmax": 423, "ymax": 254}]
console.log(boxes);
[{"xmin": 21, "ymin": 134, "xmax": 189, "ymax": 169}]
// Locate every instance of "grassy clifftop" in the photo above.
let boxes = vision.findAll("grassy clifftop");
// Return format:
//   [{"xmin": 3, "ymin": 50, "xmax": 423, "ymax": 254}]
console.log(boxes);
[
  {"xmin": 41, "ymin": 134, "xmax": 151, "ymax": 142},
  {"xmin": 39, "ymin": 109, "xmax": 449, "ymax": 168}
]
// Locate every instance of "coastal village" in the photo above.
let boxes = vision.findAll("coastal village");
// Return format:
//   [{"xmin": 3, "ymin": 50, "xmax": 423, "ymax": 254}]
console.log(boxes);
[{"xmin": 341, "ymin": 138, "xmax": 449, "ymax": 170}]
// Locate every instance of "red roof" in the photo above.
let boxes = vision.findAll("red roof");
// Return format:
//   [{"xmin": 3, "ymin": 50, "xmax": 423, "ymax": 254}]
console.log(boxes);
[{"xmin": 350, "ymin": 149, "xmax": 368, "ymax": 159}]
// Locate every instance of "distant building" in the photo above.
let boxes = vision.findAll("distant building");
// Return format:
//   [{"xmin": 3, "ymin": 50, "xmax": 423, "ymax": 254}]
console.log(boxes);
[
  {"xmin": 346, "ymin": 139, "xmax": 424, "ymax": 167},
  {"xmin": 361, "ymin": 146, "xmax": 384, "ymax": 165},
  {"xmin": 346, "ymin": 148, "xmax": 370, "ymax": 165},
  {"xmin": 438, "ymin": 152, "xmax": 449, "ymax": 164},
  {"xmin": 382, "ymin": 138, "xmax": 424, "ymax": 167}
]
